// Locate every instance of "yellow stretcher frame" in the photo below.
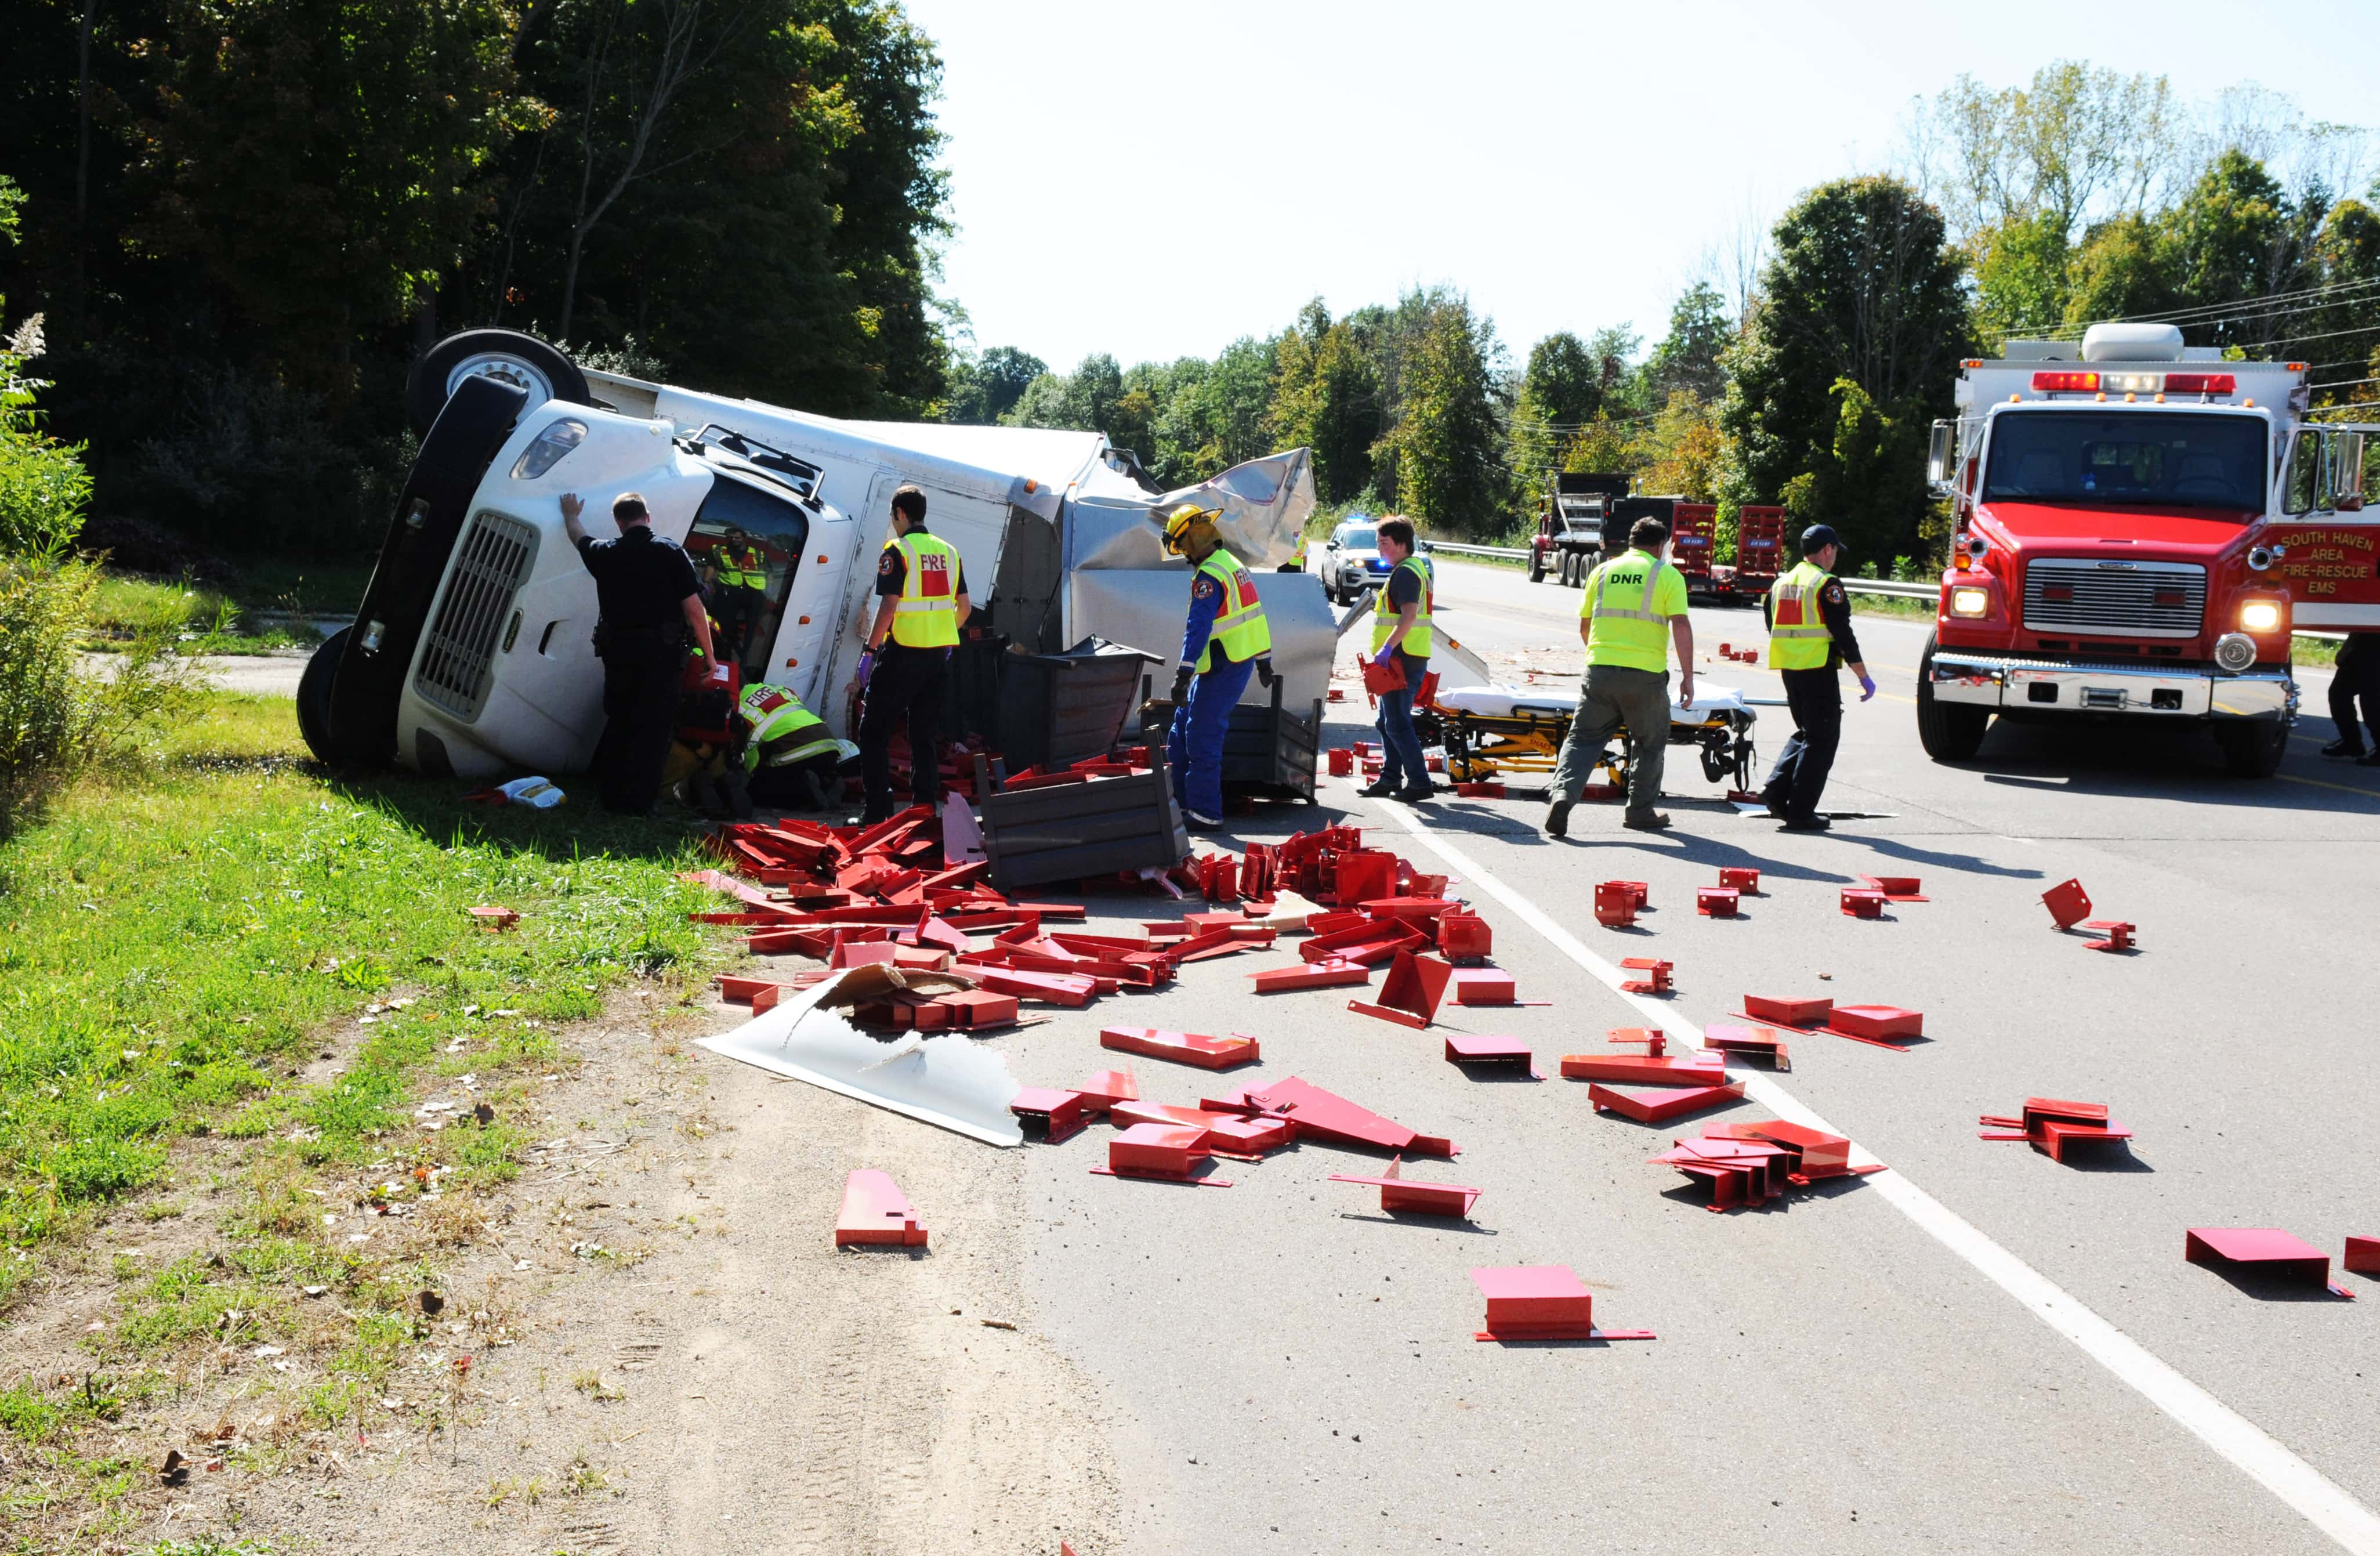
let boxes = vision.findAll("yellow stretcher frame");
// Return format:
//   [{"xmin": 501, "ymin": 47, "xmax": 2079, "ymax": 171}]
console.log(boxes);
[{"xmin": 1419, "ymin": 703, "xmax": 1755, "ymax": 791}]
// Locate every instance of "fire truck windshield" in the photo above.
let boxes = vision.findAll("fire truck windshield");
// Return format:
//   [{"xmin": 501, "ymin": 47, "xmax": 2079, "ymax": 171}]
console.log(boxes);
[{"xmin": 1982, "ymin": 411, "xmax": 2266, "ymax": 512}]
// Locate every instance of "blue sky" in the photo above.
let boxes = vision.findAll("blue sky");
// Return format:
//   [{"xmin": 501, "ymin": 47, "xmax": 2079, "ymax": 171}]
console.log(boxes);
[{"xmin": 900, "ymin": 0, "xmax": 2377, "ymax": 372}]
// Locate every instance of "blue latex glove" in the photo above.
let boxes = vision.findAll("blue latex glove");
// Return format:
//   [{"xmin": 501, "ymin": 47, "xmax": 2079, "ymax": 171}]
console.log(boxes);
[
  {"xmin": 856, "ymin": 650, "xmax": 876, "ymax": 685},
  {"xmin": 1857, "ymin": 672, "xmax": 1877, "ymax": 702},
  {"xmin": 1371, "ymin": 646, "xmax": 1395, "ymax": 667}
]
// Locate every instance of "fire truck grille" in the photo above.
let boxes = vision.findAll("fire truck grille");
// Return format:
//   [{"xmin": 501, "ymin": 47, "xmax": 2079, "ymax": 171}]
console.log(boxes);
[
  {"xmin": 2021, "ymin": 558, "xmax": 2205, "ymax": 640},
  {"xmin": 415, "ymin": 511, "xmax": 537, "ymax": 721}
]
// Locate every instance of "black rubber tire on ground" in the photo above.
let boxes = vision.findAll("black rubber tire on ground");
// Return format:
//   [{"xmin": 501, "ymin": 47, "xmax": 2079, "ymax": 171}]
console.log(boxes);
[
  {"xmin": 2212, "ymin": 718, "xmax": 2288, "ymax": 778},
  {"xmin": 1914, "ymin": 632, "xmax": 1991, "ymax": 761},
  {"xmin": 405, "ymin": 328, "xmax": 591, "ymax": 436},
  {"xmin": 1527, "ymin": 548, "xmax": 1546, "ymax": 583},
  {"xmin": 1557, "ymin": 551, "xmax": 1575, "ymax": 587},
  {"xmin": 296, "ymin": 626, "xmax": 352, "ymax": 766}
]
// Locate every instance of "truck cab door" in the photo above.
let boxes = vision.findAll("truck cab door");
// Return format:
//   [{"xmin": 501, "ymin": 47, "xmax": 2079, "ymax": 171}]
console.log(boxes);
[{"xmin": 2266, "ymin": 426, "xmax": 2380, "ymax": 631}]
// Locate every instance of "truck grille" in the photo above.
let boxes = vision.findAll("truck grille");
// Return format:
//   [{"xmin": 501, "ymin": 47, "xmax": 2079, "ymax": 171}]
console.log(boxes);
[
  {"xmin": 2021, "ymin": 558, "xmax": 2204, "ymax": 639},
  {"xmin": 414, "ymin": 511, "xmax": 537, "ymax": 720}
]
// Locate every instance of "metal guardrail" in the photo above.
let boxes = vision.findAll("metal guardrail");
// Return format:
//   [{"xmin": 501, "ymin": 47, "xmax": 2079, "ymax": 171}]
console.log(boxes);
[{"xmin": 1425, "ymin": 541, "xmax": 1531, "ymax": 560}]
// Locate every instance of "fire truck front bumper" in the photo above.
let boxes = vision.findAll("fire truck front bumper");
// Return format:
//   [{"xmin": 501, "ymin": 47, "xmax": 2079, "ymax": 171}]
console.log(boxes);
[{"xmin": 1928, "ymin": 649, "xmax": 2295, "ymax": 721}]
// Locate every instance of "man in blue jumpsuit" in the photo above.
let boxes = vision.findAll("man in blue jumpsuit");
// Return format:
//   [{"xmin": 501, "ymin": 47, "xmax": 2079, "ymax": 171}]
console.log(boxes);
[{"xmin": 1160, "ymin": 504, "xmax": 1277, "ymax": 830}]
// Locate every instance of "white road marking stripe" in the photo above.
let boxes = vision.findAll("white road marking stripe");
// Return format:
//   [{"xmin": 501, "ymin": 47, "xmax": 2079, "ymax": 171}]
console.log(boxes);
[{"xmin": 1354, "ymin": 780, "xmax": 2380, "ymax": 1554}]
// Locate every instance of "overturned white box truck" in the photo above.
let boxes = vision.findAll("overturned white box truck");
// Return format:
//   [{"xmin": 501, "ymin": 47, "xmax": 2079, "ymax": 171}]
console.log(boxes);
[{"xmin": 299, "ymin": 330, "xmax": 1330, "ymax": 782}]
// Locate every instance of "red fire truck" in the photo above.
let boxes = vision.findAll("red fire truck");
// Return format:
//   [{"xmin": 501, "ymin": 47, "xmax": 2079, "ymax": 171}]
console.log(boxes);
[{"xmin": 1921, "ymin": 323, "xmax": 2378, "ymax": 777}]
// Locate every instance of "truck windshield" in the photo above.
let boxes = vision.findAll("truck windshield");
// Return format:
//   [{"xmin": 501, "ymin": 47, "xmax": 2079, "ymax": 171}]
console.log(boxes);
[{"xmin": 1983, "ymin": 412, "xmax": 2265, "ymax": 512}]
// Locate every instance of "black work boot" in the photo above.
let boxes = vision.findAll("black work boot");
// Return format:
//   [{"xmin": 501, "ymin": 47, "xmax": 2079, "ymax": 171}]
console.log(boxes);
[
  {"xmin": 1544, "ymin": 799, "xmax": 1572, "ymax": 837},
  {"xmin": 1621, "ymin": 812, "xmax": 1672, "ymax": 833},
  {"xmin": 2321, "ymin": 737, "xmax": 2366, "ymax": 759}
]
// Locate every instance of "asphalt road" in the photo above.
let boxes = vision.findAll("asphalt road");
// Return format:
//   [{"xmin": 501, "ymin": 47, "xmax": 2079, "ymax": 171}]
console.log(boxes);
[{"xmin": 983, "ymin": 556, "xmax": 2380, "ymax": 1554}]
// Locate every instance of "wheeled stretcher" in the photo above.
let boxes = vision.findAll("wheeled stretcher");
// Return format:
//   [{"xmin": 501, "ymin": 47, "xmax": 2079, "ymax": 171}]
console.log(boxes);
[{"xmin": 1417, "ymin": 682, "xmax": 1760, "ymax": 792}]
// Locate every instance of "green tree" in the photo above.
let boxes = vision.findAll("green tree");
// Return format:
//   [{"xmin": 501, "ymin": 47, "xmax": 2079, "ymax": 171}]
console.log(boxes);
[
  {"xmin": 2062, "ymin": 212, "xmax": 2180, "ymax": 330},
  {"xmin": 1973, "ymin": 210, "xmax": 2073, "ymax": 341},
  {"xmin": 1509, "ymin": 331, "xmax": 1601, "ymax": 479},
  {"xmin": 1646, "ymin": 283, "xmax": 1731, "ymax": 403},
  {"xmin": 1722, "ymin": 176, "xmax": 1970, "ymax": 564},
  {"xmin": 941, "ymin": 345, "xmax": 1046, "ymax": 425},
  {"xmin": 1265, "ymin": 301, "xmax": 1379, "ymax": 502},
  {"xmin": 1379, "ymin": 290, "xmax": 1508, "ymax": 537},
  {"xmin": 129, "ymin": 0, "xmax": 528, "ymax": 399}
]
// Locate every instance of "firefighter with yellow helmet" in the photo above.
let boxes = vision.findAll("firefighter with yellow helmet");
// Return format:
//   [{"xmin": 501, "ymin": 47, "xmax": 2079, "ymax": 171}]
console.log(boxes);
[{"xmin": 1161, "ymin": 502, "xmax": 1276, "ymax": 829}]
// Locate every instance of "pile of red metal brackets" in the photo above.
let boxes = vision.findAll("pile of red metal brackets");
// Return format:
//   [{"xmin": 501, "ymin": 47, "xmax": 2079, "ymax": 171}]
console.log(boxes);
[
  {"xmin": 1979, "ymin": 1097, "xmax": 2131, "ymax": 1162},
  {"xmin": 1331, "ymin": 1158, "xmax": 1483, "ymax": 1218},
  {"xmin": 1568, "ymin": 1030, "xmax": 1740, "ymax": 1123},
  {"xmin": 1470, "ymin": 1266, "xmax": 1654, "ymax": 1342},
  {"xmin": 1651, "ymin": 1120, "xmax": 1881, "ymax": 1212},
  {"xmin": 1110, "ymin": 1099, "xmax": 1292, "ymax": 1157},
  {"xmin": 1099, "ymin": 1025, "xmax": 1259, "ymax": 1070},
  {"xmin": 1204, "ymin": 1075, "xmax": 1457, "ymax": 1157},
  {"xmin": 835, "ymin": 1170, "xmax": 928, "ymax": 1247},
  {"xmin": 1738, "ymin": 994, "xmax": 1923, "ymax": 1053},
  {"xmin": 1350, "ymin": 950, "xmax": 1455, "ymax": 1028},
  {"xmin": 2186, "ymin": 1228, "xmax": 2355, "ymax": 1299}
]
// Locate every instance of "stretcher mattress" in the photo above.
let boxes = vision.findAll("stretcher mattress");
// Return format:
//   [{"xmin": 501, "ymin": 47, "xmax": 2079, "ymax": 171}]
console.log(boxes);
[{"xmin": 1435, "ymin": 682, "xmax": 1750, "ymax": 724}]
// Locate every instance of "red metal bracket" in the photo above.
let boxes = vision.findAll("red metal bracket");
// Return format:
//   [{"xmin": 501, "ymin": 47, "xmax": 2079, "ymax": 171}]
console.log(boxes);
[
  {"xmin": 2186, "ymin": 1228, "xmax": 2353, "ymax": 1299},
  {"xmin": 1839, "ymin": 888, "xmax": 1886, "ymax": 918},
  {"xmin": 1443, "ymin": 1032, "xmax": 1539, "ymax": 1080},
  {"xmin": 1858, "ymin": 874, "xmax": 1926, "ymax": 902},
  {"xmin": 2042, "ymin": 878, "xmax": 2092, "ymax": 929},
  {"xmin": 1470, "ymin": 1266, "xmax": 1654, "ymax": 1342},
  {"xmin": 1010, "ymin": 1086, "xmax": 1086, "ymax": 1144},
  {"xmin": 1073, "ymin": 1069, "xmax": 1139, "ymax": 1114},
  {"xmin": 1235, "ymin": 1075, "xmax": 1456, "ymax": 1157},
  {"xmin": 2346, "ymin": 1237, "xmax": 2380, "ymax": 1276},
  {"xmin": 1978, "ymin": 1097, "xmax": 2129, "ymax": 1162},
  {"xmin": 1588, "ymin": 1080, "xmax": 1743, "ymax": 1123},
  {"xmin": 1737, "ymin": 996, "xmax": 1922, "ymax": 1052},
  {"xmin": 2080, "ymin": 919, "xmax": 2136, "ymax": 953},
  {"xmin": 1698, "ymin": 888, "xmax": 1741, "ymax": 918},
  {"xmin": 1450, "ymin": 968, "xmax": 1519, "ymax": 1006},
  {"xmin": 834, "ymin": 1170, "xmax": 927, "ymax": 1247},
  {"xmin": 1092, "ymin": 1123, "xmax": 1233, "ymax": 1186},
  {"xmin": 1700, "ymin": 1023, "xmax": 1789, "ymax": 1069},
  {"xmin": 1099, "ymin": 1026, "xmax": 1259, "ymax": 1070},
  {"xmin": 1436, "ymin": 910, "xmax": 1493, "ymax": 962},
  {"xmin": 1559, "ymin": 1050, "xmax": 1727, "ymax": 1087},
  {"xmin": 1717, "ymin": 867, "xmax": 1760, "ymax": 892},
  {"xmin": 1618, "ymin": 958, "xmax": 1673, "ymax": 996},
  {"xmin": 1593, "ymin": 881, "xmax": 1638, "ymax": 928},
  {"xmin": 1356, "ymin": 950, "xmax": 1452, "ymax": 1026},
  {"xmin": 1331, "ymin": 1157, "xmax": 1482, "ymax": 1218},
  {"xmin": 1250, "ymin": 959, "xmax": 1371, "ymax": 994},
  {"xmin": 468, "ymin": 905, "xmax": 519, "ymax": 931},
  {"xmin": 1109, "ymin": 1101, "xmax": 1287, "ymax": 1156}
]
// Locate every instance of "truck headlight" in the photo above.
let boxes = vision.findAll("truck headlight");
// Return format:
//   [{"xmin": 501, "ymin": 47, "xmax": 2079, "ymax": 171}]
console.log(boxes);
[
  {"xmin": 2239, "ymin": 600, "xmax": 2281, "ymax": 633},
  {"xmin": 1949, "ymin": 585, "xmax": 1990, "ymax": 617},
  {"xmin": 510, "ymin": 418, "xmax": 588, "ymax": 480},
  {"xmin": 2213, "ymin": 632, "xmax": 2258, "ymax": 673}
]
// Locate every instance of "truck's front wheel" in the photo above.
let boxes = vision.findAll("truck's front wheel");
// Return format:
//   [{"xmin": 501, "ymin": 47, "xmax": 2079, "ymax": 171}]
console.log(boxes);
[
  {"xmin": 1528, "ymin": 548, "xmax": 1546, "ymax": 583},
  {"xmin": 1914, "ymin": 633, "xmax": 1991, "ymax": 761},
  {"xmin": 297, "ymin": 627, "xmax": 354, "ymax": 767},
  {"xmin": 2212, "ymin": 719, "xmax": 2288, "ymax": 779}
]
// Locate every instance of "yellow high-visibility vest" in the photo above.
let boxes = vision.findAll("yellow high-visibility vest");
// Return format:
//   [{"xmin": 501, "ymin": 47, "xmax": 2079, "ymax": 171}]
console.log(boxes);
[
  {"xmin": 1766, "ymin": 559, "xmax": 1834, "ymax": 670},
  {"xmin": 1582, "ymin": 549, "xmax": 1678, "ymax": 672},
  {"xmin": 1194, "ymin": 549, "xmax": 1271, "ymax": 672},
  {"xmin": 719, "ymin": 544, "xmax": 766, "ymax": 590},
  {"xmin": 1369, "ymin": 555, "xmax": 1435, "ymax": 658},
  {"xmin": 737, "ymin": 683, "xmax": 839, "ymax": 770},
  {"xmin": 887, "ymin": 531, "xmax": 961, "ymax": 649}
]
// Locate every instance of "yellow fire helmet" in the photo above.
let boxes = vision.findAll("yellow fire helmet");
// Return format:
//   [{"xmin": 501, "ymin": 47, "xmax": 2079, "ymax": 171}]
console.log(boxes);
[{"xmin": 1160, "ymin": 502, "xmax": 1220, "ymax": 556}]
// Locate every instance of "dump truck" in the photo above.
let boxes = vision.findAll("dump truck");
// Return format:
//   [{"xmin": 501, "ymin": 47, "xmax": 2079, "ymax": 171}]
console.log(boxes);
[
  {"xmin": 298, "ymin": 329, "xmax": 1331, "ymax": 781},
  {"xmin": 1526, "ymin": 472, "xmax": 1628, "ymax": 585},
  {"xmin": 1922, "ymin": 321, "xmax": 2380, "ymax": 777}
]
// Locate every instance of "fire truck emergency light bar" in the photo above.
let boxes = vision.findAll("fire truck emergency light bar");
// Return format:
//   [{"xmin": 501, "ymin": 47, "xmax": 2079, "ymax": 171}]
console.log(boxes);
[{"xmin": 2028, "ymin": 370, "xmax": 2245, "ymax": 395}]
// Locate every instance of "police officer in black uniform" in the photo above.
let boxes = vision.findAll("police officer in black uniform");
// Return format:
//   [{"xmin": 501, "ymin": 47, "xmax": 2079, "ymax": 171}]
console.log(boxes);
[{"xmin": 563, "ymin": 490, "xmax": 717, "ymax": 815}]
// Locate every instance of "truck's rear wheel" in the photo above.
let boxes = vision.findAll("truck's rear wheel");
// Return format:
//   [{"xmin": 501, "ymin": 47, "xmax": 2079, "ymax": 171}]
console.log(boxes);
[
  {"xmin": 406, "ymin": 328, "xmax": 591, "ymax": 435},
  {"xmin": 1915, "ymin": 633, "xmax": 1990, "ymax": 761},
  {"xmin": 1528, "ymin": 548, "xmax": 1546, "ymax": 583},
  {"xmin": 2212, "ymin": 719, "xmax": 2287, "ymax": 778},
  {"xmin": 297, "ymin": 627, "xmax": 354, "ymax": 766}
]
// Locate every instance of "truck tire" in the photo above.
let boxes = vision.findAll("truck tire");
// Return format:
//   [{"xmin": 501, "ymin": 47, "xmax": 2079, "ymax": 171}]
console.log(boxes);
[
  {"xmin": 1527, "ymin": 548, "xmax": 1546, "ymax": 583},
  {"xmin": 406, "ymin": 328, "xmax": 591, "ymax": 435},
  {"xmin": 2213, "ymin": 719, "xmax": 2287, "ymax": 779},
  {"xmin": 297, "ymin": 627, "xmax": 353, "ymax": 766},
  {"xmin": 1914, "ymin": 633, "xmax": 1990, "ymax": 761}
]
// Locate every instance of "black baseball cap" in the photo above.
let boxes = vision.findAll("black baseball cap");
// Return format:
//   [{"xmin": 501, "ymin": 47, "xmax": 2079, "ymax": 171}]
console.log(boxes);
[{"xmin": 1799, "ymin": 524, "xmax": 1842, "ymax": 552}]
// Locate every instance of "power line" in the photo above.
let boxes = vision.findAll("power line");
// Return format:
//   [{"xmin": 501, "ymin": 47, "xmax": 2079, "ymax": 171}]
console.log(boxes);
[{"xmin": 1993, "ymin": 275, "xmax": 2380, "ymax": 342}]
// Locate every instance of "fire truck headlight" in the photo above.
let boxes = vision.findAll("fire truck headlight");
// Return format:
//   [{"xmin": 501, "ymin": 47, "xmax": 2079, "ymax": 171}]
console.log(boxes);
[
  {"xmin": 1948, "ymin": 586, "xmax": 1990, "ymax": 617},
  {"xmin": 2239, "ymin": 600, "xmax": 2282, "ymax": 633},
  {"xmin": 2214, "ymin": 632, "xmax": 2259, "ymax": 673}
]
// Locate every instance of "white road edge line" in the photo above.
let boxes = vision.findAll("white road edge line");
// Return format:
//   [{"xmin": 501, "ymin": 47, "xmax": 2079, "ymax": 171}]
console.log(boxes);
[{"xmin": 1352, "ymin": 781, "xmax": 2380, "ymax": 1555}]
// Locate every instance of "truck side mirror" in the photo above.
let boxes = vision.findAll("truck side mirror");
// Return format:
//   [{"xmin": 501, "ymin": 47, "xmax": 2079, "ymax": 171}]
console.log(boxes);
[{"xmin": 1926, "ymin": 420, "xmax": 1955, "ymax": 493}]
